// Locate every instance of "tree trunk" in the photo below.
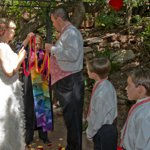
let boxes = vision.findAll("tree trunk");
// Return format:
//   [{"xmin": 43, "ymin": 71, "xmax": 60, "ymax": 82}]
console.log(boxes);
[
  {"xmin": 69, "ymin": 2, "xmax": 86, "ymax": 28},
  {"xmin": 126, "ymin": 0, "xmax": 133, "ymax": 34}
]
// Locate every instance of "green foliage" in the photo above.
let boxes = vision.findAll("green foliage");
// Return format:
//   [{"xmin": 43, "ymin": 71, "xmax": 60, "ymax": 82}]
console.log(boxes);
[
  {"xmin": 141, "ymin": 21, "xmax": 150, "ymax": 49},
  {"xmin": 142, "ymin": 25, "xmax": 150, "ymax": 39},
  {"xmin": 83, "ymin": 0, "xmax": 105, "ymax": 2},
  {"xmin": 131, "ymin": 15, "xmax": 142, "ymax": 24},
  {"xmin": 95, "ymin": 10, "xmax": 124, "ymax": 30},
  {"xmin": 97, "ymin": 48, "xmax": 112, "ymax": 58},
  {"xmin": 83, "ymin": 0, "xmax": 97, "ymax": 2},
  {"xmin": 124, "ymin": 0, "xmax": 149, "ymax": 7}
]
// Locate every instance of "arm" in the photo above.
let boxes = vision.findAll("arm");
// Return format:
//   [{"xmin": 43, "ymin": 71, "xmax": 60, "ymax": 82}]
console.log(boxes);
[
  {"xmin": 16, "ymin": 32, "xmax": 34, "ymax": 54},
  {"xmin": 22, "ymin": 32, "xmax": 34, "ymax": 48},
  {"xmin": 86, "ymin": 82, "xmax": 117, "ymax": 139},
  {"xmin": 45, "ymin": 28, "xmax": 83, "ymax": 62},
  {"xmin": 86, "ymin": 90, "xmax": 104, "ymax": 139},
  {"xmin": 135, "ymin": 114, "xmax": 150, "ymax": 150},
  {"xmin": 0, "ymin": 46, "xmax": 26, "ymax": 77}
]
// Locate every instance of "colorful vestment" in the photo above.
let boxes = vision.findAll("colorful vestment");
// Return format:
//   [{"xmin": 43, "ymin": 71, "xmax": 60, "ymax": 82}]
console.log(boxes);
[{"xmin": 30, "ymin": 49, "xmax": 53, "ymax": 132}]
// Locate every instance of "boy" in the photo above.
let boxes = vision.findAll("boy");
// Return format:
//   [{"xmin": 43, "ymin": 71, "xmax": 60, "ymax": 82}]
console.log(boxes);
[
  {"xmin": 86, "ymin": 57, "xmax": 118, "ymax": 150},
  {"xmin": 120, "ymin": 68, "xmax": 150, "ymax": 150}
]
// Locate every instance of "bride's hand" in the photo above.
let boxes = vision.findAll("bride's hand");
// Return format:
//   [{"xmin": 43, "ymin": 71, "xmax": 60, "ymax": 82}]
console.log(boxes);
[{"xmin": 18, "ymin": 47, "xmax": 26, "ymax": 61}]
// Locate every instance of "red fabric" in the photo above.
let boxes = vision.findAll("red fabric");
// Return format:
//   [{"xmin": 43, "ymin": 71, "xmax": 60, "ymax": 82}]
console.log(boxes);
[
  {"xmin": 117, "ymin": 146, "xmax": 123, "ymax": 150},
  {"xmin": 50, "ymin": 56, "xmax": 71, "ymax": 85},
  {"xmin": 109, "ymin": 0, "xmax": 123, "ymax": 11}
]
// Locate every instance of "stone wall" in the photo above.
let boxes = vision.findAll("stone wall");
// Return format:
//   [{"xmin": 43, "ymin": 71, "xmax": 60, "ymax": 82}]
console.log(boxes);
[{"xmin": 82, "ymin": 31, "xmax": 143, "ymax": 141}]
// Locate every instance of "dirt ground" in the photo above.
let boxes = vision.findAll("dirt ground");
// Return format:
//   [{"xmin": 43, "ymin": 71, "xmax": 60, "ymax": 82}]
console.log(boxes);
[{"xmin": 28, "ymin": 108, "xmax": 93, "ymax": 150}]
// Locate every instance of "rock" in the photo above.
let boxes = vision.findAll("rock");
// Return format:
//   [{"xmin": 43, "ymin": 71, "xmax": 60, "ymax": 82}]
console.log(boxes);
[
  {"xmin": 119, "ymin": 35, "xmax": 128, "ymax": 43},
  {"xmin": 84, "ymin": 46, "xmax": 93, "ymax": 54},
  {"xmin": 110, "ymin": 41, "xmax": 121, "ymax": 48},
  {"xmin": 111, "ymin": 49, "xmax": 135, "ymax": 64}
]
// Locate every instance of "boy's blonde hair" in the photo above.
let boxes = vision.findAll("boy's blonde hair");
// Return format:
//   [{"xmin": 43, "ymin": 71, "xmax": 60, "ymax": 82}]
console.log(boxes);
[
  {"xmin": 35, "ymin": 34, "xmax": 43, "ymax": 46},
  {"xmin": 87, "ymin": 57, "xmax": 111, "ymax": 79},
  {"xmin": 129, "ymin": 68, "xmax": 150, "ymax": 96}
]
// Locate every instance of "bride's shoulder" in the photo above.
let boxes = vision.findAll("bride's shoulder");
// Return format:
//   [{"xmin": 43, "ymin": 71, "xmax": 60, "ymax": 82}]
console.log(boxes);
[
  {"xmin": 0, "ymin": 42, "xmax": 9, "ymax": 48},
  {"xmin": 0, "ymin": 43, "xmax": 11, "ymax": 51},
  {"xmin": 0, "ymin": 43, "xmax": 12, "ymax": 58}
]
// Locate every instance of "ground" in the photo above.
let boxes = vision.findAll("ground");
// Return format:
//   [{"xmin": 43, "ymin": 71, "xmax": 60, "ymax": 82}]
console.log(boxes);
[{"xmin": 28, "ymin": 108, "xmax": 93, "ymax": 150}]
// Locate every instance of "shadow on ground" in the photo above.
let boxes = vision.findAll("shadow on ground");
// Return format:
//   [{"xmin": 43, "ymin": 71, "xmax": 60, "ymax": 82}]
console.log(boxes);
[{"xmin": 29, "ymin": 108, "xmax": 93, "ymax": 150}]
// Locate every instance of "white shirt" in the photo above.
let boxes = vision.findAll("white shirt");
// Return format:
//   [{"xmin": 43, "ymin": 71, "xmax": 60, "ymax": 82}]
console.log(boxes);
[
  {"xmin": 51, "ymin": 25, "xmax": 83, "ymax": 72},
  {"xmin": 121, "ymin": 97, "xmax": 150, "ymax": 150},
  {"xmin": 86, "ymin": 80, "xmax": 118, "ymax": 139}
]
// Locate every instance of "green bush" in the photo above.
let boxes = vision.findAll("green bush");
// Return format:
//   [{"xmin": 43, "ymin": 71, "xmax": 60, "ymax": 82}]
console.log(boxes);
[{"xmin": 95, "ymin": 11, "xmax": 124, "ymax": 30}]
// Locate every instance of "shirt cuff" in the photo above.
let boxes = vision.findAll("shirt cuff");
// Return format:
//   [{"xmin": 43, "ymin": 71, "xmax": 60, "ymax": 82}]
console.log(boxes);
[
  {"xmin": 87, "ymin": 134, "xmax": 93, "ymax": 141},
  {"xmin": 51, "ymin": 46, "xmax": 56, "ymax": 55},
  {"xmin": 86, "ymin": 128, "xmax": 93, "ymax": 140}
]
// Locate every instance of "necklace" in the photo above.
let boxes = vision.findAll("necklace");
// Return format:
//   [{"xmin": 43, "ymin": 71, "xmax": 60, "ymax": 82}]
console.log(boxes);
[
  {"xmin": 23, "ymin": 36, "xmax": 50, "ymax": 79},
  {"xmin": 22, "ymin": 37, "xmax": 33, "ymax": 76}
]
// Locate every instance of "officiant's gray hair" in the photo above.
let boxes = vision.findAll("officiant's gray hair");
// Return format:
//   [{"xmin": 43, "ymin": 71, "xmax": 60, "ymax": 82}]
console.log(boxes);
[{"xmin": 50, "ymin": 7, "xmax": 69, "ymax": 21}]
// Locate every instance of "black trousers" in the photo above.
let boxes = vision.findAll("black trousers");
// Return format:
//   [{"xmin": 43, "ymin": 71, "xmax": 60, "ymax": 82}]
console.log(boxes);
[
  {"xmin": 25, "ymin": 128, "xmax": 48, "ymax": 145},
  {"xmin": 23, "ymin": 75, "xmax": 35, "ymax": 145},
  {"xmin": 93, "ymin": 124, "xmax": 118, "ymax": 150},
  {"xmin": 23, "ymin": 75, "xmax": 48, "ymax": 145},
  {"xmin": 54, "ymin": 71, "xmax": 85, "ymax": 150}
]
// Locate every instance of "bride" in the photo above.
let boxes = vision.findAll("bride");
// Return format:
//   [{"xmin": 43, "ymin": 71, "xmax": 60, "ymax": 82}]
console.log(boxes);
[{"xmin": 0, "ymin": 18, "xmax": 26, "ymax": 150}]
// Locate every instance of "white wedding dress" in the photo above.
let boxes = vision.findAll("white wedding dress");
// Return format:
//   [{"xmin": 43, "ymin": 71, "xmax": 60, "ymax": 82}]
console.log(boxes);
[{"xmin": 0, "ymin": 43, "xmax": 25, "ymax": 150}]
